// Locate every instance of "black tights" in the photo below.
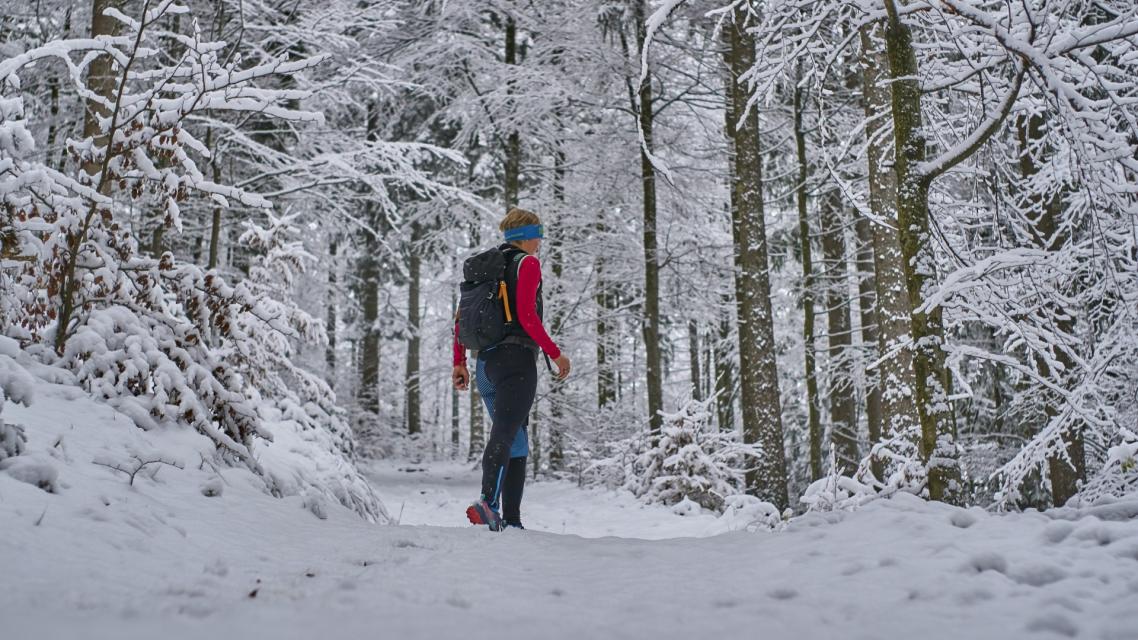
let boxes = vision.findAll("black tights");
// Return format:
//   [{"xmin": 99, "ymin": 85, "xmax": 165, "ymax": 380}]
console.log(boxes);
[
  {"xmin": 480, "ymin": 345, "xmax": 537, "ymax": 514},
  {"xmin": 501, "ymin": 456, "xmax": 526, "ymax": 525}
]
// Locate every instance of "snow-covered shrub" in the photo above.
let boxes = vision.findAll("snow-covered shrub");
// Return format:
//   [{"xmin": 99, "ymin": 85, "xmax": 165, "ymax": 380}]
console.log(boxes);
[
  {"xmin": 588, "ymin": 398, "xmax": 762, "ymax": 513},
  {"xmin": 1077, "ymin": 427, "xmax": 1138, "ymax": 503},
  {"xmin": 799, "ymin": 430, "xmax": 930, "ymax": 513},
  {"xmin": 0, "ymin": 3, "xmax": 384, "ymax": 521},
  {"xmin": 718, "ymin": 494, "xmax": 784, "ymax": 532},
  {"xmin": 0, "ymin": 336, "xmax": 34, "ymax": 461}
]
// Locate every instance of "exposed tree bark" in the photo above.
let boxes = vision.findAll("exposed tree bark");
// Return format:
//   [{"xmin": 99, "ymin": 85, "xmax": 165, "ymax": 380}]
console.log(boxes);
[
  {"xmin": 81, "ymin": 0, "xmax": 124, "ymax": 181},
  {"xmin": 717, "ymin": 48, "xmax": 737, "ymax": 436},
  {"xmin": 715, "ymin": 302, "xmax": 735, "ymax": 432},
  {"xmin": 688, "ymin": 321, "xmax": 702, "ymax": 402},
  {"xmin": 326, "ymin": 238, "xmax": 338, "ymax": 388},
  {"xmin": 882, "ymin": 0, "xmax": 1025, "ymax": 502},
  {"xmin": 725, "ymin": 10, "xmax": 788, "ymax": 509},
  {"xmin": 881, "ymin": 0, "xmax": 961, "ymax": 502},
  {"xmin": 596, "ymin": 248, "xmax": 617, "ymax": 409},
  {"xmin": 205, "ymin": 129, "xmax": 224, "ymax": 269},
  {"xmin": 632, "ymin": 0, "xmax": 664, "ymax": 434},
  {"xmin": 854, "ymin": 207, "xmax": 883, "ymax": 469},
  {"xmin": 793, "ymin": 76, "xmax": 823, "ymax": 481},
  {"xmin": 405, "ymin": 221, "xmax": 422, "ymax": 436},
  {"xmin": 358, "ymin": 99, "xmax": 382, "ymax": 418},
  {"xmin": 451, "ymin": 290, "xmax": 461, "ymax": 457},
  {"xmin": 819, "ymin": 190, "xmax": 858, "ymax": 474},
  {"xmin": 859, "ymin": 24, "xmax": 919, "ymax": 482},
  {"xmin": 547, "ymin": 147, "xmax": 568, "ymax": 471},
  {"xmin": 504, "ymin": 15, "xmax": 521, "ymax": 209},
  {"xmin": 469, "ymin": 381, "xmax": 484, "ymax": 461},
  {"xmin": 55, "ymin": 0, "xmax": 126, "ymax": 353}
]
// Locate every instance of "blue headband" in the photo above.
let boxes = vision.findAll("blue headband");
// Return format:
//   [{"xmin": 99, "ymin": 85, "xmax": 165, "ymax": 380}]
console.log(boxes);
[{"xmin": 503, "ymin": 224, "xmax": 544, "ymax": 241}]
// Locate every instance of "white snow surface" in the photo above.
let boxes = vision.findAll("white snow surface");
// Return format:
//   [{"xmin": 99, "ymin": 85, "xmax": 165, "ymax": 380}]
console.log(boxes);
[{"xmin": 3, "ymin": 381, "xmax": 1138, "ymax": 639}]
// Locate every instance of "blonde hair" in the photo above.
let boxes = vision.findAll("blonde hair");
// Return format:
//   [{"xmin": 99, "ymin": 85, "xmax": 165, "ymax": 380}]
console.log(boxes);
[{"xmin": 499, "ymin": 207, "xmax": 541, "ymax": 232}]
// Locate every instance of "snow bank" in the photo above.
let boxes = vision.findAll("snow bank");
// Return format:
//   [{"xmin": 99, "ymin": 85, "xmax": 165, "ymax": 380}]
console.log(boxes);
[{"xmin": 0, "ymin": 342, "xmax": 386, "ymax": 524}]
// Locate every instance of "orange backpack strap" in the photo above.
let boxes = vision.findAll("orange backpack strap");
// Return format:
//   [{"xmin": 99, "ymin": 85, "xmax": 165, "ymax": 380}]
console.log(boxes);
[{"xmin": 498, "ymin": 280, "xmax": 512, "ymax": 322}]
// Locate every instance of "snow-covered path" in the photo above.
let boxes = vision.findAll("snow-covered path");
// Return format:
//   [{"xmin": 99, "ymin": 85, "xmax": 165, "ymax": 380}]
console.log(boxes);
[
  {"xmin": 367, "ymin": 460, "xmax": 728, "ymax": 538},
  {"xmin": 6, "ymin": 455, "xmax": 1138, "ymax": 639},
  {"xmin": 4, "ymin": 385, "xmax": 1138, "ymax": 640}
]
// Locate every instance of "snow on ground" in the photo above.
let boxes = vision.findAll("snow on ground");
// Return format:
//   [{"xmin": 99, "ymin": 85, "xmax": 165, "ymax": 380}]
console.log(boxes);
[
  {"xmin": 3, "ymin": 380, "xmax": 1138, "ymax": 640},
  {"xmin": 368, "ymin": 460, "xmax": 728, "ymax": 538}
]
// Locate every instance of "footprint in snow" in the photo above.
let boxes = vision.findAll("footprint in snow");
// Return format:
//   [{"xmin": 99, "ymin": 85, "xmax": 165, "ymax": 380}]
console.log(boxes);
[
  {"xmin": 1009, "ymin": 564, "xmax": 1067, "ymax": 588},
  {"xmin": 1025, "ymin": 612, "xmax": 1078, "ymax": 638},
  {"xmin": 767, "ymin": 587, "xmax": 798, "ymax": 601}
]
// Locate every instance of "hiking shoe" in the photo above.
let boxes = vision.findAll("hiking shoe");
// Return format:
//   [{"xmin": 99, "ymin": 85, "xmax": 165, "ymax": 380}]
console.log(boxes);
[
  {"xmin": 466, "ymin": 499, "xmax": 503, "ymax": 531},
  {"xmin": 504, "ymin": 521, "xmax": 525, "ymax": 530}
]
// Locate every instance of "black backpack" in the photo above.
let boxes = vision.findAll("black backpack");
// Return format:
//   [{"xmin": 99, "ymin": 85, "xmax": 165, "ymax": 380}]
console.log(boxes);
[{"xmin": 458, "ymin": 248, "xmax": 520, "ymax": 350}]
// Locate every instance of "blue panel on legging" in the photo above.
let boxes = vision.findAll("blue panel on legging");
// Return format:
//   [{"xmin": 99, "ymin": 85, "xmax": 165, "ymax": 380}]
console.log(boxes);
[{"xmin": 476, "ymin": 357, "xmax": 529, "ymax": 457}]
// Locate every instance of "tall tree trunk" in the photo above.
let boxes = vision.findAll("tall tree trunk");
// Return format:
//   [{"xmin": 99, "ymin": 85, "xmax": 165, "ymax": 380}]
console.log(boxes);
[
  {"xmin": 882, "ymin": 0, "xmax": 961, "ymax": 502},
  {"xmin": 596, "ymin": 258, "xmax": 617, "ymax": 409},
  {"xmin": 547, "ymin": 148, "xmax": 568, "ymax": 470},
  {"xmin": 715, "ymin": 302, "xmax": 735, "ymax": 432},
  {"xmin": 81, "ymin": 0, "xmax": 124, "ymax": 179},
  {"xmin": 504, "ymin": 15, "xmax": 521, "ymax": 209},
  {"xmin": 469, "ymin": 385, "xmax": 484, "ymax": 461},
  {"xmin": 451, "ymin": 290, "xmax": 461, "ymax": 457},
  {"xmin": 725, "ymin": 10, "xmax": 788, "ymax": 509},
  {"xmin": 1015, "ymin": 112, "xmax": 1085, "ymax": 505},
  {"xmin": 633, "ymin": 0, "xmax": 665, "ymax": 434},
  {"xmin": 793, "ymin": 77, "xmax": 823, "ymax": 481},
  {"xmin": 859, "ymin": 24, "xmax": 919, "ymax": 482},
  {"xmin": 326, "ymin": 238, "xmax": 338, "ymax": 388},
  {"xmin": 358, "ymin": 99, "xmax": 382, "ymax": 419},
  {"xmin": 405, "ymin": 222, "xmax": 422, "ymax": 436},
  {"xmin": 819, "ymin": 189, "xmax": 858, "ymax": 474},
  {"xmin": 854, "ymin": 207, "xmax": 883, "ymax": 469},
  {"xmin": 56, "ymin": 0, "xmax": 125, "ymax": 353},
  {"xmin": 207, "ymin": 128, "xmax": 223, "ymax": 270},
  {"xmin": 688, "ymin": 321, "xmax": 702, "ymax": 402}
]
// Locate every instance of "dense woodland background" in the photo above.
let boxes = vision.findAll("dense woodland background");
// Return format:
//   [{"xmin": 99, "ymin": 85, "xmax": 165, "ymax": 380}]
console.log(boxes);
[{"xmin": 2, "ymin": 0, "xmax": 1137, "ymax": 516}]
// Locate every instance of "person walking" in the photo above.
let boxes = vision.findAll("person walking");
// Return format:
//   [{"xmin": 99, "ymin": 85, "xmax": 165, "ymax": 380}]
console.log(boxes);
[
  {"xmin": 452, "ymin": 207, "xmax": 570, "ymax": 531},
  {"xmin": 451, "ymin": 321, "xmax": 531, "ymax": 528}
]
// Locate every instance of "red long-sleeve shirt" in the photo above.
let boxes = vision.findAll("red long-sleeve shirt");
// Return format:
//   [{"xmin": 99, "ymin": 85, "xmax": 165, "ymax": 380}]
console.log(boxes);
[{"xmin": 453, "ymin": 255, "xmax": 560, "ymax": 365}]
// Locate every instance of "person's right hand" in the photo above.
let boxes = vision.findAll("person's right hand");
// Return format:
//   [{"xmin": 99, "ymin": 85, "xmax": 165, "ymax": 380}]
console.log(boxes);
[
  {"xmin": 553, "ymin": 354, "xmax": 571, "ymax": 380},
  {"xmin": 452, "ymin": 365, "xmax": 470, "ymax": 391}
]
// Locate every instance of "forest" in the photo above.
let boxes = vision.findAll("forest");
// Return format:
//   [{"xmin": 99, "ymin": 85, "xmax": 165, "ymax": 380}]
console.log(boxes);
[{"xmin": 3, "ymin": 0, "xmax": 1138, "ymax": 521}]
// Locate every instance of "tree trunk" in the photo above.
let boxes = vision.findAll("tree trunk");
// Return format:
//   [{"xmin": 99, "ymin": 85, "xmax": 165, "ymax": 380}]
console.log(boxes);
[
  {"xmin": 547, "ymin": 148, "xmax": 568, "ymax": 470},
  {"xmin": 793, "ymin": 78, "xmax": 823, "ymax": 481},
  {"xmin": 81, "ymin": 0, "xmax": 124, "ymax": 180},
  {"xmin": 358, "ymin": 100, "xmax": 382, "ymax": 418},
  {"xmin": 633, "ymin": 0, "xmax": 664, "ymax": 434},
  {"xmin": 688, "ymin": 321, "xmax": 702, "ymax": 402},
  {"xmin": 451, "ymin": 291, "xmax": 461, "ymax": 457},
  {"xmin": 326, "ymin": 238, "xmax": 338, "ymax": 388},
  {"xmin": 819, "ymin": 190, "xmax": 858, "ymax": 474},
  {"xmin": 725, "ymin": 10, "xmax": 788, "ymax": 509},
  {"xmin": 882, "ymin": 0, "xmax": 961, "ymax": 502},
  {"xmin": 596, "ymin": 223, "xmax": 617, "ymax": 410},
  {"xmin": 469, "ymin": 381, "xmax": 484, "ymax": 462},
  {"xmin": 854, "ymin": 206, "xmax": 883, "ymax": 469},
  {"xmin": 56, "ymin": 0, "xmax": 124, "ymax": 353},
  {"xmin": 859, "ymin": 24, "xmax": 919, "ymax": 482},
  {"xmin": 715, "ymin": 302, "xmax": 735, "ymax": 432},
  {"xmin": 1015, "ymin": 112, "xmax": 1085, "ymax": 505},
  {"xmin": 405, "ymin": 222, "xmax": 422, "ymax": 436},
  {"xmin": 504, "ymin": 15, "xmax": 521, "ymax": 209},
  {"xmin": 207, "ymin": 128, "xmax": 223, "ymax": 270}
]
